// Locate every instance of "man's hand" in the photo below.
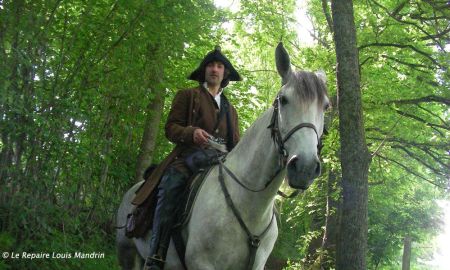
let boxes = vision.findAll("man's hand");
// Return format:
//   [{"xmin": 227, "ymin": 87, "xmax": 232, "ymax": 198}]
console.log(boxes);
[{"xmin": 193, "ymin": 129, "xmax": 210, "ymax": 146}]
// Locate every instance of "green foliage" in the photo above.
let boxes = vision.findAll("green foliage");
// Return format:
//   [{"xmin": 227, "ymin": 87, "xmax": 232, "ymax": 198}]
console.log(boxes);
[
  {"xmin": 368, "ymin": 177, "xmax": 443, "ymax": 268},
  {"xmin": 296, "ymin": 0, "xmax": 449, "ymax": 268},
  {"xmin": 0, "ymin": 0, "xmax": 223, "ymax": 269},
  {"xmin": 1, "ymin": 0, "xmax": 448, "ymax": 269}
]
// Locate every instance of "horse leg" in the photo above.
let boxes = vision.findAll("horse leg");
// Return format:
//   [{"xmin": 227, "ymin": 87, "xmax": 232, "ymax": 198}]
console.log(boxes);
[
  {"xmin": 163, "ymin": 240, "xmax": 183, "ymax": 270},
  {"xmin": 117, "ymin": 240, "xmax": 140, "ymax": 270},
  {"xmin": 116, "ymin": 181, "xmax": 146, "ymax": 270},
  {"xmin": 116, "ymin": 223, "xmax": 143, "ymax": 270}
]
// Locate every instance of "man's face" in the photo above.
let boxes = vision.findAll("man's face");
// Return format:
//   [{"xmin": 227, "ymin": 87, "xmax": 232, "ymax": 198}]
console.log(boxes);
[{"xmin": 205, "ymin": 61, "xmax": 225, "ymax": 87}]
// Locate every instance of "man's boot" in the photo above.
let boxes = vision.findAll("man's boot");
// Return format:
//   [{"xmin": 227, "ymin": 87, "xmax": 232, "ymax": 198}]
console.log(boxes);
[{"xmin": 143, "ymin": 167, "xmax": 187, "ymax": 270}]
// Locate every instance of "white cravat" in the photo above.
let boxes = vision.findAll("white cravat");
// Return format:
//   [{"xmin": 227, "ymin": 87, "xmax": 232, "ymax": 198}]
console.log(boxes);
[{"xmin": 203, "ymin": 82, "xmax": 223, "ymax": 109}]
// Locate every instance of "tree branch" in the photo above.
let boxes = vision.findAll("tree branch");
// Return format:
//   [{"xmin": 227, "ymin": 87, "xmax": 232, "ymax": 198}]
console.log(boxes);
[
  {"xmin": 423, "ymin": 0, "xmax": 450, "ymax": 11},
  {"xmin": 420, "ymin": 27, "xmax": 450, "ymax": 41},
  {"xmin": 395, "ymin": 110, "xmax": 449, "ymax": 136},
  {"xmin": 417, "ymin": 104, "xmax": 448, "ymax": 125},
  {"xmin": 244, "ymin": 69, "xmax": 277, "ymax": 73},
  {"xmin": 386, "ymin": 95, "xmax": 450, "ymax": 105},
  {"xmin": 360, "ymin": 56, "xmax": 374, "ymax": 67},
  {"xmin": 391, "ymin": 144, "xmax": 447, "ymax": 176},
  {"xmin": 376, "ymin": 154, "xmax": 446, "ymax": 189},
  {"xmin": 381, "ymin": 54, "xmax": 431, "ymax": 73},
  {"xmin": 321, "ymin": 0, "xmax": 334, "ymax": 33},
  {"xmin": 366, "ymin": 132, "xmax": 449, "ymax": 149},
  {"xmin": 410, "ymin": 13, "xmax": 450, "ymax": 21},
  {"xmin": 391, "ymin": 1, "xmax": 408, "ymax": 17},
  {"xmin": 369, "ymin": 0, "xmax": 446, "ymax": 50},
  {"xmin": 358, "ymin": 42, "xmax": 441, "ymax": 67},
  {"xmin": 95, "ymin": 6, "xmax": 146, "ymax": 65},
  {"xmin": 418, "ymin": 145, "xmax": 450, "ymax": 169},
  {"xmin": 366, "ymin": 134, "xmax": 450, "ymax": 169},
  {"xmin": 371, "ymin": 119, "xmax": 400, "ymax": 157},
  {"xmin": 33, "ymin": 0, "xmax": 63, "ymax": 41}
]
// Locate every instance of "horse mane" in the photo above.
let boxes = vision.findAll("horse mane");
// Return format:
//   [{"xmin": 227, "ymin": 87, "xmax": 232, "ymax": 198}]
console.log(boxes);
[{"xmin": 288, "ymin": 71, "xmax": 328, "ymax": 107}]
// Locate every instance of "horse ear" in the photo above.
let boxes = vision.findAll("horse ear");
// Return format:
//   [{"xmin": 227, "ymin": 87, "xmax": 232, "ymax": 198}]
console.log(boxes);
[
  {"xmin": 315, "ymin": 70, "xmax": 327, "ymax": 84},
  {"xmin": 275, "ymin": 42, "xmax": 292, "ymax": 85}
]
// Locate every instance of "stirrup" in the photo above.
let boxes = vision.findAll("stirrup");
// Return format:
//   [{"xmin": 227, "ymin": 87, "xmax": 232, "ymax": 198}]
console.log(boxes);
[{"xmin": 143, "ymin": 255, "xmax": 165, "ymax": 270}]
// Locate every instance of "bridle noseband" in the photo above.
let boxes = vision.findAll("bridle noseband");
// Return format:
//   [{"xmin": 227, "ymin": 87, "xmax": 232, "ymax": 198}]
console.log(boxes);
[{"xmin": 267, "ymin": 94, "xmax": 323, "ymax": 166}]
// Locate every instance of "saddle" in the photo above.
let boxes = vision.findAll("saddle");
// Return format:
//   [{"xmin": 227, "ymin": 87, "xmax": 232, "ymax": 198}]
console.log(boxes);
[
  {"xmin": 125, "ymin": 162, "xmax": 216, "ymax": 239},
  {"xmin": 125, "ymin": 142, "xmax": 227, "ymax": 238}
]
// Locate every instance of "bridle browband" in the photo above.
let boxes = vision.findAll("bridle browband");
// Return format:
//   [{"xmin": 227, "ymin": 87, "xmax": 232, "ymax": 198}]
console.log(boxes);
[{"xmin": 267, "ymin": 94, "xmax": 323, "ymax": 167}]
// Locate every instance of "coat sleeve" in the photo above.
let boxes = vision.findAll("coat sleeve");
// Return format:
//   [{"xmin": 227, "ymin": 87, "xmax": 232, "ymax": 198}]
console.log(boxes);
[{"xmin": 165, "ymin": 89, "xmax": 198, "ymax": 146}]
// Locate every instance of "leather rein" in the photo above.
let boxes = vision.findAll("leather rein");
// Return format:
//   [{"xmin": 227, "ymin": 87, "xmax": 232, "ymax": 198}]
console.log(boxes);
[{"xmin": 217, "ymin": 93, "xmax": 324, "ymax": 270}]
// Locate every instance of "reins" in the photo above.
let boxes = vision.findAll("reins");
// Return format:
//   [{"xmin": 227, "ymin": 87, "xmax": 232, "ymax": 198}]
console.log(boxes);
[
  {"xmin": 220, "ymin": 160, "xmax": 275, "ymax": 192},
  {"xmin": 218, "ymin": 159, "xmax": 275, "ymax": 270}
]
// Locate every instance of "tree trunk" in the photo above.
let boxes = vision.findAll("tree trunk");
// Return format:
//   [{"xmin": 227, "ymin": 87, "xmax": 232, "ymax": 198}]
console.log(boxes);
[
  {"xmin": 134, "ymin": 87, "xmax": 165, "ymax": 183},
  {"xmin": 321, "ymin": 170, "xmax": 340, "ymax": 268},
  {"xmin": 331, "ymin": 0, "xmax": 371, "ymax": 269},
  {"xmin": 134, "ymin": 44, "xmax": 165, "ymax": 183},
  {"xmin": 305, "ymin": 216, "xmax": 324, "ymax": 266},
  {"xmin": 402, "ymin": 236, "xmax": 412, "ymax": 270},
  {"xmin": 9, "ymin": 0, "xmax": 27, "ymax": 195}
]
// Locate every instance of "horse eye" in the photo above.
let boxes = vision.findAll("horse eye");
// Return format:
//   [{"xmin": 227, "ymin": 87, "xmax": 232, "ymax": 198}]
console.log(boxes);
[
  {"xmin": 280, "ymin": 95, "xmax": 288, "ymax": 105},
  {"xmin": 324, "ymin": 102, "xmax": 330, "ymax": 111}
]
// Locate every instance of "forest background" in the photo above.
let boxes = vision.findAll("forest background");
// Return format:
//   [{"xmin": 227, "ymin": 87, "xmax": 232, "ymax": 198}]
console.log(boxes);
[{"xmin": 0, "ymin": 0, "xmax": 448, "ymax": 269}]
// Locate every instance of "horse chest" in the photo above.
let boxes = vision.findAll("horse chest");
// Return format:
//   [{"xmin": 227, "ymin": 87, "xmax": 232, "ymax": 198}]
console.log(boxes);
[{"xmin": 184, "ymin": 178, "xmax": 278, "ymax": 269}]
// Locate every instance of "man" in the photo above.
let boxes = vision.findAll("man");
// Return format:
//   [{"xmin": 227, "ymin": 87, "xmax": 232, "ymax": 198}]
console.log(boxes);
[{"xmin": 132, "ymin": 46, "xmax": 242, "ymax": 270}]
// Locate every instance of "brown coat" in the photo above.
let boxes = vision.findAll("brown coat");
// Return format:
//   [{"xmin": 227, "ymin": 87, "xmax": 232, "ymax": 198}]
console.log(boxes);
[{"xmin": 132, "ymin": 85, "xmax": 240, "ymax": 205}]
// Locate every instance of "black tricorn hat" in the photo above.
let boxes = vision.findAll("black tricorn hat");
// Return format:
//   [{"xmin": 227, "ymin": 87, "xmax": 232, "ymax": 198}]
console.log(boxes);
[{"xmin": 188, "ymin": 46, "xmax": 242, "ymax": 88}]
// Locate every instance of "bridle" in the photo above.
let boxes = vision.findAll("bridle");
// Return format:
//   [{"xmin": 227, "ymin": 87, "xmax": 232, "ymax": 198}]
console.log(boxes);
[
  {"xmin": 219, "ymin": 92, "xmax": 326, "ymax": 195},
  {"xmin": 267, "ymin": 93, "xmax": 324, "ymax": 167}
]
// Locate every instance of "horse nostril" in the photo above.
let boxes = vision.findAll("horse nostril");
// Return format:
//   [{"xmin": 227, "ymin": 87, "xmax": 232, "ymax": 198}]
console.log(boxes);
[
  {"xmin": 287, "ymin": 156, "xmax": 298, "ymax": 168},
  {"xmin": 288, "ymin": 155, "xmax": 298, "ymax": 163}
]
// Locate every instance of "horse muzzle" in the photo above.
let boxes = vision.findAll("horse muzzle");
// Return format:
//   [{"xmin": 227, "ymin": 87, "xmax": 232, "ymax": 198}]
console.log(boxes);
[{"xmin": 286, "ymin": 155, "xmax": 321, "ymax": 190}]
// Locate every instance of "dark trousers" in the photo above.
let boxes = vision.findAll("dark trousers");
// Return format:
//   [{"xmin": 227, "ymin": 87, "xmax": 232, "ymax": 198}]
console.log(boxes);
[{"xmin": 148, "ymin": 166, "xmax": 189, "ymax": 259}]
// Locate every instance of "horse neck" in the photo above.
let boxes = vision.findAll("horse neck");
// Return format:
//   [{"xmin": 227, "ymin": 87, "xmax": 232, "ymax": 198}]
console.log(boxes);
[{"xmin": 224, "ymin": 108, "xmax": 285, "ymax": 219}]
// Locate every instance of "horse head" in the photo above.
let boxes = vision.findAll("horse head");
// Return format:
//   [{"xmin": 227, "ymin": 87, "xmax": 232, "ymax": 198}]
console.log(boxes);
[{"xmin": 273, "ymin": 42, "xmax": 329, "ymax": 190}]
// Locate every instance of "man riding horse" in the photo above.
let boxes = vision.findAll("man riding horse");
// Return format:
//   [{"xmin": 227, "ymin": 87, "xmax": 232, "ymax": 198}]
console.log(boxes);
[{"xmin": 131, "ymin": 46, "xmax": 242, "ymax": 270}]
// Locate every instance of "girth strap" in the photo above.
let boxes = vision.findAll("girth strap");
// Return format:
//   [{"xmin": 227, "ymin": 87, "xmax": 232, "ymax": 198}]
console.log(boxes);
[{"xmin": 218, "ymin": 160, "xmax": 275, "ymax": 270}]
